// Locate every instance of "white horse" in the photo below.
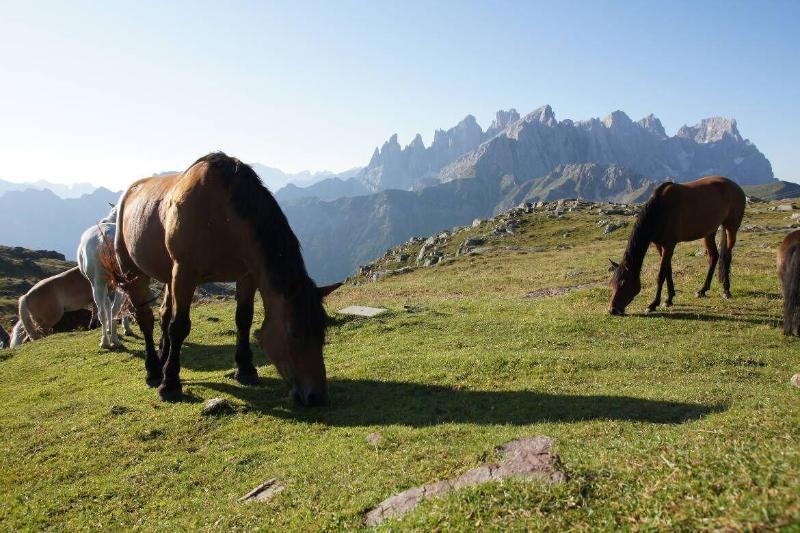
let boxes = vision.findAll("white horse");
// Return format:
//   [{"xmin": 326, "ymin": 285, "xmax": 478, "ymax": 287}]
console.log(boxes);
[{"xmin": 77, "ymin": 206, "xmax": 133, "ymax": 349}]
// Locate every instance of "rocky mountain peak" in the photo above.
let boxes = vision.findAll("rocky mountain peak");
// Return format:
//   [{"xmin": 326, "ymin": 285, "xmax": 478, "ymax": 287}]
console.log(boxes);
[
  {"xmin": 602, "ymin": 110, "xmax": 634, "ymax": 129},
  {"xmin": 677, "ymin": 117, "xmax": 742, "ymax": 144},
  {"xmin": 525, "ymin": 105, "xmax": 557, "ymax": 127},
  {"xmin": 408, "ymin": 133, "xmax": 425, "ymax": 150},
  {"xmin": 637, "ymin": 114, "xmax": 667, "ymax": 138},
  {"xmin": 487, "ymin": 109, "xmax": 521, "ymax": 137}
]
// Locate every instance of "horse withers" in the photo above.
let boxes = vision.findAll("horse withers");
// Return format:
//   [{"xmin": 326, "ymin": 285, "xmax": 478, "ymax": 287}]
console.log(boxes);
[
  {"xmin": 115, "ymin": 152, "xmax": 329, "ymax": 404},
  {"xmin": 778, "ymin": 229, "xmax": 800, "ymax": 335},
  {"xmin": 609, "ymin": 176, "xmax": 746, "ymax": 315}
]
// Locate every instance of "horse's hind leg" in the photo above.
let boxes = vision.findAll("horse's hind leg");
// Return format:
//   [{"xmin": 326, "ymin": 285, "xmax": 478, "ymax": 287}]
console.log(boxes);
[
  {"xmin": 719, "ymin": 227, "xmax": 737, "ymax": 299},
  {"xmin": 665, "ymin": 262, "xmax": 676, "ymax": 306},
  {"xmin": 696, "ymin": 232, "xmax": 719, "ymax": 297},
  {"xmin": 234, "ymin": 275, "xmax": 258, "ymax": 385},
  {"xmin": 126, "ymin": 275, "xmax": 160, "ymax": 387},
  {"xmin": 91, "ymin": 284, "xmax": 114, "ymax": 349},
  {"xmin": 159, "ymin": 265, "xmax": 196, "ymax": 402},
  {"xmin": 158, "ymin": 284, "xmax": 172, "ymax": 363}
]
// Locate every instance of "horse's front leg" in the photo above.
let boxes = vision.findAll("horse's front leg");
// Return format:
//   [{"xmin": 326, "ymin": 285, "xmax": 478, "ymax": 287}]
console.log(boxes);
[
  {"xmin": 159, "ymin": 265, "xmax": 195, "ymax": 402},
  {"xmin": 648, "ymin": 245, "xmax": 674, "ymax": 312},
  {"xmin": 91, "ymin": 285, "xmax": 114, "ymax": 349},
  {"xmin": 234, "ymin": 275, "xmax": 258, "ymax": 385},
  {"xmin": 665, "ymin": 262, "xmax": 676, "ymax": 306}
]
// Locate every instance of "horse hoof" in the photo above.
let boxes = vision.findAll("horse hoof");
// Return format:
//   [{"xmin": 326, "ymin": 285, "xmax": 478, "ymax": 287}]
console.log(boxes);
[
  {"xmin": 646, "ymin": 305, "xmax": 657, "ymax": 313},
  {"xmin": 234, "ymin": 369, "xmax": 259, "ymax": 386},
  {"xmin": 695, "ymin": 291, "xmax": 706, "ymax": 298},
  {"xmin": 665, "ymin": 301, "xmax": 673, "ymax": 307},
  {"xmin": 145, "ymin": 374, "xmax": 162, "ymax": 388},
  {"xmin": 158, "ymin": 384, "xmax": 183, "ymax": 402},
  {"xmin": 723, "ymin": 292, "xmax": 732, "ymax": 300}
]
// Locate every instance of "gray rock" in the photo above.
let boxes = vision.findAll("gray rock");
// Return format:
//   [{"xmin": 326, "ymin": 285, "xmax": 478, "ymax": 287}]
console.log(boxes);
[
  {"xmin": 366, "ymin": 432, "xmax": 383, "ymax": 445},
  {"xmin": 603, "ymin": 221, "xmax": 627, "ymax": 234},
  {"xmin": 777, "ymin": 204, "xmax": 795, "ymax": 212},
  {"xmin": 202, "ymin": 398, "xmax": 235, "ymax": 416},
  {"xmin": 239, "ymin": 479, "xmax": 285, "ymax": 503},
  {"xmin": 791, "ymin": 374, "xmax": 800, "ymax": 388},
  {"xmin": 364, "ymin": 436, "xmax": 565, "ymax": 526}
]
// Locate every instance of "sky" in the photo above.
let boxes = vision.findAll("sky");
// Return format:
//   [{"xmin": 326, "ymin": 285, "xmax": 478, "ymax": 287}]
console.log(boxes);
[{"xmin": 1, "ymin": 0, "xmax": 798, "ymax": 190}]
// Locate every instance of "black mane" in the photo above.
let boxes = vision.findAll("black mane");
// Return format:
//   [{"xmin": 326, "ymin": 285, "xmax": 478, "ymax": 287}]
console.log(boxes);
[
  {"xmin": 189, "ymin": 152, "xmax": 327, "ymax": 342},
  {"xmin": 613, "ymin": 181, "xmax": 671, "ymax": 281}
]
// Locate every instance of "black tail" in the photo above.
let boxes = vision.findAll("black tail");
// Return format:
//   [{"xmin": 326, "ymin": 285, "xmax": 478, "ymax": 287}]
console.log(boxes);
[{"xmin": 783, "ymin": 244, "xmax": 800, "ymax": 335}]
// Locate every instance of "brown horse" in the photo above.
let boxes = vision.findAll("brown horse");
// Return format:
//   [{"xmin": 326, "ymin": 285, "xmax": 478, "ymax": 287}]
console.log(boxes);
[
  {"xmin": 609, "ymin": 176, "xmax": 746, "ymax": 315},
  {"xmin": 778, "ymin": 229, "xmax": 800, "ymax": 335},
  {"xmin": 115, "ymin": 152, "xmax": 330, "ymax": 403},
  {"xmin": 9, "ymin": 266, "xmax": 95, "ymax": 346}
]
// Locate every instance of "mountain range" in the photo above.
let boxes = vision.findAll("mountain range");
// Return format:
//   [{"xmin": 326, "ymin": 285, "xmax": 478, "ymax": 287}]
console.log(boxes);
[{"xmin": 276, "ymin": 105, "xmax": 775, "ymax": 282}]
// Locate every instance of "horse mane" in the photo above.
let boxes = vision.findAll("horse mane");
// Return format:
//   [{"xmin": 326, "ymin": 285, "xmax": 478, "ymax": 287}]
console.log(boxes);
[
  {"xmin": 613, "ymin": 181, "xmax": 672, "ymax": 280},
  {"xmin": 189, "ymin": 152, "xmax": 327, "ymax": 342}
]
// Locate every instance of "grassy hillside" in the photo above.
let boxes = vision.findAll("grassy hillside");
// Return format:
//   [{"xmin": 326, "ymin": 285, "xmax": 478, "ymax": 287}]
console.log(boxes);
[
  {"xmin": 0, "ymin": 245, "xmax": 75, "ymax": 327},
  {"xmin": 0, "ymin": 201, "xmax": 798, "ymax": 529},
  {"xmin": 743, "ymin": 179, "xmax": 800, "ymax": 201}
]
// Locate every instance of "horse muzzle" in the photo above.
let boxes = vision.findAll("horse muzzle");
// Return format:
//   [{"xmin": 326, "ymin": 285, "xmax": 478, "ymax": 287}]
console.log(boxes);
[{"xmin": 290, "ymin": 382, "xmax": 328, "ymax": 407}]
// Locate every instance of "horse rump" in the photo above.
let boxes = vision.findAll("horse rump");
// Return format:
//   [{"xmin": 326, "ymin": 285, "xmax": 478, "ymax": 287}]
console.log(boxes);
[{"xmin": 782, "ymin": 243, "xmax": 800, "ymax": 335}]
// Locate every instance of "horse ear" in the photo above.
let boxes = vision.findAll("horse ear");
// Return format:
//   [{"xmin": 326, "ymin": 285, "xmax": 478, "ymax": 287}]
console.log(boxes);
[
  {"xmin": 608, "ymin": 259, "xmax": 619, "ymax": 272},
  {"xmin": 318, "ymin": 282, "xmax": 342, "ymax": 299}
]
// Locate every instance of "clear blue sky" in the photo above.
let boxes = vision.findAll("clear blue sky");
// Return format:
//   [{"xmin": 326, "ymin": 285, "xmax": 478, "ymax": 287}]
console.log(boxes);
[{"xmin": 1, "ymin": 0, "xmax": 798, "ymax": 189}]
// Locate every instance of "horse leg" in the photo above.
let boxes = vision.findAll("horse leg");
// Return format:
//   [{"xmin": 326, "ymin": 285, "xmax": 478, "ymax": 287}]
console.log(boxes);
[
  {"xmin": 719, "ymin": 227, "xmax": 737, "ymax": 299},
  {"xmin": 91, "ymin": 284, "xmax": 113, "ymax": 349},
  {"xmin": 159, "ymin": 265, "xmax": 195, "ymax": 402},
  {"xmin": 158, "ymin": 284, "xmax": 172, "ymax": 362},
  {"xmin": 665, "ymin": 261, "xmax": 676, "ymax": 307},
  {"xmin": 108, "ymin": 289, "xmax": 123, "ymax": 347},
  {"xmin": 126, "ymin": 275, "xmax": 160, "ymax": 387},
  {"xmin": 234, "ymin": 275, "xmax": 258, "ymax": 385},
  {"xmin": 696, "ymin": 232, "xmax": 719, "ymax": 297},
  {"xmin": 648, "ymin": 244, "xmax": 674, "ymax": 312}
]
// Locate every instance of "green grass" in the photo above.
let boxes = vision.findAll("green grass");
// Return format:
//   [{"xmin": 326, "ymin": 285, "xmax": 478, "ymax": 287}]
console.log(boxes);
[{"xmin": 1, "ymin": 202, "xmax": 799, "ymax": 530}]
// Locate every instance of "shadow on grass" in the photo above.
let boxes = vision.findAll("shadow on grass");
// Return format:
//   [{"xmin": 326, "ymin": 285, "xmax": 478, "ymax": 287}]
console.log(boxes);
[
  {"xmin": 195, "ymin": 377, "xmax": 724, "ymax": 427},
  {"xmin": 637, "ymin": 310, "xmax": 778, "ymax": 326}
]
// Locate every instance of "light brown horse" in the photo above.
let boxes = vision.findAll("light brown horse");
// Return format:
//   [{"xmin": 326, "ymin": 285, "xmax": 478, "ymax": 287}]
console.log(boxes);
[
  {"xmin": 778, "ymin": 229, "xmax": 800, "ymax": 335},
  {"xmin": 609, "ymin": 176, "xmax": 746, "ymax": 315},
  {"xmin": 115, "ymin": 152, "xmax": 330, "ymax": 403},
  {"xmin": 10, "ymin": 266, "xmax": 94, "ymax": 346}
]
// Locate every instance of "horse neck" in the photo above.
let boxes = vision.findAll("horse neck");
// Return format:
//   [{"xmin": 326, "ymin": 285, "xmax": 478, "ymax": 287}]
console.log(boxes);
[{"xmin": 622, "ymin": 225, "xmax": 653, "ymax": 278}]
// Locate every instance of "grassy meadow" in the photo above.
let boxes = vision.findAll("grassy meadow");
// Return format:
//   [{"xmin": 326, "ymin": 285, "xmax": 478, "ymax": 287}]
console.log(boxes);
[{"xmin": 0, "ymin": 201, "xmax": 798, "ymax": 530}]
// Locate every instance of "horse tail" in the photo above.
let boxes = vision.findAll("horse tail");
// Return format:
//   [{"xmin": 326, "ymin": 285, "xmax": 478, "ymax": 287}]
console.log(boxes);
[
  {"xmin": 0, "ymin": 322, "xmax": 9, "ymax": 348},
  {"xmin": 97, "ymin": 225, "xmax": 127, "ymax": 291},
  {"xmin": 9, "ymin": 321, "xmax": 27, "ymax": 347},
  {"xmin": 783, "ymin": 243, "xmax": 800, "ymax": 335},
  {"xmin": 17, "ymin": 294, "xmax": 41, "ymax": 342},
  {"xmin": 717, "ymin": 227, "xmax": 729, "ymax": 283}
]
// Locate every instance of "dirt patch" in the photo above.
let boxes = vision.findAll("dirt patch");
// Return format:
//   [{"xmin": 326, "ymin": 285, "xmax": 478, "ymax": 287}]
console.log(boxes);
[
  {"xmin": 525, "ymin": 282, "xmax": 602, "ymax": 299},
  {"xmin": 364, "ymin": 436, "xmax": 566, "ymax": 526}
]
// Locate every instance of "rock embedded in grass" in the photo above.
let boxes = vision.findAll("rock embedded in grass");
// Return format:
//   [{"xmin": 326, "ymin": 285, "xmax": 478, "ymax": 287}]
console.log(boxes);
[
  {"xmin": 239, "ymin": 479, "xmax": 285, "ymax": 503},
  {"xmin": 202, "ymin": 398, "xmax": 235, "ymax": 416},
  {"xmin": 791, "ymin": 374, "xmax": 800, "ymax": 388},
  {"xmin": 364, "ymin": 436, "xmax": 566, "ymax": 526}
]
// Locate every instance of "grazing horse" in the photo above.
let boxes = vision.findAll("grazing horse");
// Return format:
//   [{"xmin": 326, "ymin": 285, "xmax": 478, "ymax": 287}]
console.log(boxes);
[
  {"xmin": 115, "ymin": 152, "xmax": 329, "ymax": 403},
  {"xmin": 9, "ymin": 267, "xmax": 95, "ymax": 347},
  {"xmin": 778, "ymin": 229, "xmax": 800, "ymax": 335},
  {"xmin": 77, "ymin": 206, "xmax": 133, "ymax": 349},
  {"xmin": 609, "ymin": 176, "xmax": 746, "ymax": 315}
]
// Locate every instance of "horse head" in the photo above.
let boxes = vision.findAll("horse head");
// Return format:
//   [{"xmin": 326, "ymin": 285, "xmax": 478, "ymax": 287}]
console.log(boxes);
[{"xmin": 608, "ymin": 258, "xmax": 641, "ymax": 315}]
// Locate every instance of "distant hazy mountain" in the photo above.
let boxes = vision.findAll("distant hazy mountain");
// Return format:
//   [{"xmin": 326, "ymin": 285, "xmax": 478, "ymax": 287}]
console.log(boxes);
[
  {"xmin": 0, "ymin": 178, "xmax": 98, "ymax": 199},
  {"xmin": 250, "ymin": 163, "xmax": 362, "ymax": 191},
  {"xmin": 742, "ymin": 180, "xmax": 800, "ymax": 201},
  {"xmin": 275, "ymin": 177, "xmax": 370, "ymax": 203},
  {"xmin": 0, "ymin": 187, "xmax": 120, "ymax": 259},
  {"xmin": 284, "ymin": 163, "xmax": 655, "ymax": 283}
]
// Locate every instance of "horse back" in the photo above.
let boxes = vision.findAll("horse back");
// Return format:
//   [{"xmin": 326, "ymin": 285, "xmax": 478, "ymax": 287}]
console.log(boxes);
[
  {"xmin": 659, "ymin": 176, "xmax": 745, "ymax": 242},
  {"xmin": 23, "ymin": 267, "xmax": 93, "ymax": 331}
]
